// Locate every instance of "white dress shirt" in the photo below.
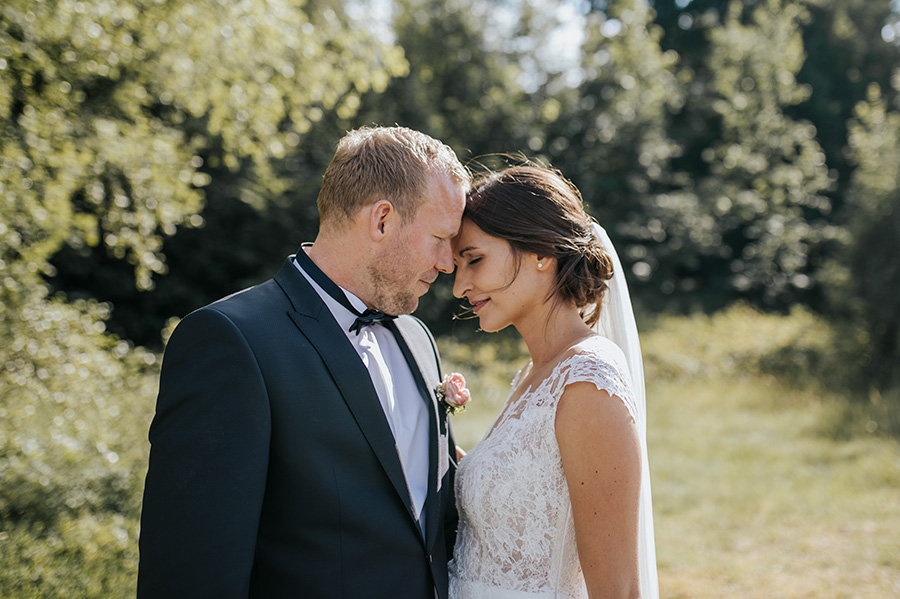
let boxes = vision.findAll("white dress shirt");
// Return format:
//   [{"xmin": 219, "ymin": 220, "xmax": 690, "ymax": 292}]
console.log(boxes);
[{"xmin": 294, "ymin": 257, "xmax": 430, "ymax": 533}]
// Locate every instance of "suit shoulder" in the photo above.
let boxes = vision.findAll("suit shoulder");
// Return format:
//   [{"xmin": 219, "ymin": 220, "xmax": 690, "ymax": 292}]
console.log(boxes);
[
  {"xmin": 181, "ymin": 277, "xmax": 285, "ymax": 323},
  {"xmin": 212, "ymin": 277, "xmax": 284, "ymax": 310},
  {"xmin": 167, "ymin": 279, "xmax": 284, "ymax": 342}
]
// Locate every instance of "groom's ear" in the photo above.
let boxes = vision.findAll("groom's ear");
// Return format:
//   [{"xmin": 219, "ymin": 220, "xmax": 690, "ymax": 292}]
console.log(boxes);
[{"xmin": 368, "ymin": 199, "xmax": 396, "ymax": 241}]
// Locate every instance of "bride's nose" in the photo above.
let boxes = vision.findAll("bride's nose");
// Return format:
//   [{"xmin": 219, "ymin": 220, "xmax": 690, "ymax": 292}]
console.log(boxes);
[{"xmin": 452, "ymin": 270, "xmax": 470, "ymax": 300}]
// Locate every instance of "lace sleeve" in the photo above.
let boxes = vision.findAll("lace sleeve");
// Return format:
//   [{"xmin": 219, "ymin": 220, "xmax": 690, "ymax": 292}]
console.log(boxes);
[{"xmin": 557, "ymin": 342, "xmax": 639, "ymax": 424}]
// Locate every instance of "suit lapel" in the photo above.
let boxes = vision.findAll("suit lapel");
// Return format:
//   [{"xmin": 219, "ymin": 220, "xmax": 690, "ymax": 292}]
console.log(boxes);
[
  {"xmin": 275, "ymin": 259, "xmax": 420, "ymax": 528},
  {"xmin": 388, "ymin": 318, "xmax": 447, "ymax": 550}
]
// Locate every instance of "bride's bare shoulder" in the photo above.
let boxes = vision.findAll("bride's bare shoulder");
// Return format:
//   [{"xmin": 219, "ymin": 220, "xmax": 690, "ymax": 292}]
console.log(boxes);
[{"xmin": 567, "ymin": 333, "xmax": 627, "ymax": 364}]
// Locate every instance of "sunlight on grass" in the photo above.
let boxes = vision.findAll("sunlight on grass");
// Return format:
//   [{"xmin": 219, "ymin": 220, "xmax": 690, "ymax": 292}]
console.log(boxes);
[
  {"xmin": 650, "ymin": 377, "xmax": 900, "ymax": 598},
  {"xmin": 438, "ymin": 306, "xmax": 900, "ymax": 598}
]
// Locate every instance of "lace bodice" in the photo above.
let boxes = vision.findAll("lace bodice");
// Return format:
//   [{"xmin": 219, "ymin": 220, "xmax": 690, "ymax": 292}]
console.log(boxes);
[{"xmin": 449, "ymin": 335, "xmax": 637, "ymax": 599}]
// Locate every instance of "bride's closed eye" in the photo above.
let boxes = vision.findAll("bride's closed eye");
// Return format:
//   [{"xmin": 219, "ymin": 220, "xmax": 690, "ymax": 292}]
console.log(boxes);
[{"xmin": 467, "ymin": 256, "xmax": 483, "ymax": 266}]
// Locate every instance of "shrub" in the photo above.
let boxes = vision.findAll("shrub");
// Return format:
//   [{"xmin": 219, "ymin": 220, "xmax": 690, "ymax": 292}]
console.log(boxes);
[
  {"xmin": 0, "ymin": 276, "xmax": 157, "ymax": 597},
  {"xmin": 640, "ymin": 303, "xmax": 835, "ymax": 384}
]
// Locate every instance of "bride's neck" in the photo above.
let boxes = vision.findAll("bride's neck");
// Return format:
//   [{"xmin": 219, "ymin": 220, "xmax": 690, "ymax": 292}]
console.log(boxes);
[{"xmin": 518, "ymin": 304, "xmax": 594, "ymax": 369}]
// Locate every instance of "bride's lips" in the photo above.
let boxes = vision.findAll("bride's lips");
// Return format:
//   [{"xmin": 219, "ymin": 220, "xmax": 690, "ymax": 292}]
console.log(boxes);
[{"xmin": 471, "ymin": 298, "xmax": 489, "ymax": 313}]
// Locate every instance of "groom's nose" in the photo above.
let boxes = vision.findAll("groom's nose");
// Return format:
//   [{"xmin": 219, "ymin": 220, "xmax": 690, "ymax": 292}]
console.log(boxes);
[{"xmin": 435, "ymin": 242, "xmax": 454, "ymax": 274}]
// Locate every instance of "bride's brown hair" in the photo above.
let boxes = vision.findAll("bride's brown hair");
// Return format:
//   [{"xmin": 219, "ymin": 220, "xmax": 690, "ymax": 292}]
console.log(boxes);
[{"xmin": 464, "ymin": 165, "xmax": 614, "ymax": 327}]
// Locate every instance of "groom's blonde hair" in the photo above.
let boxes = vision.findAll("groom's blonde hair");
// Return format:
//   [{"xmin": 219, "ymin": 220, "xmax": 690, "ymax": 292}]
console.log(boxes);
[{"xmin": 317, "ymin": 126, "xmax": 469, "ymax": 228}]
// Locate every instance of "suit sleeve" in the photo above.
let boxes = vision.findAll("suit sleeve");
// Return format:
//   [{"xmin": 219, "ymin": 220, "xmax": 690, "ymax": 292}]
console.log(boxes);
[{"xmin": 138, "ymin": 308, "xmax": 271, "ymax": 599}]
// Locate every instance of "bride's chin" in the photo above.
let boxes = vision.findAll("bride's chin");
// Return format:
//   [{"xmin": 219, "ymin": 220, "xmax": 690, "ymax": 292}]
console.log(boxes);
[{"xmin": 476, "ymin": 318, "xmax": 505, "ymax": 334}]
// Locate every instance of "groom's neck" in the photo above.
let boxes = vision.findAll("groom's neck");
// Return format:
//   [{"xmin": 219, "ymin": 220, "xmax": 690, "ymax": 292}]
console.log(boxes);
[{"xmin": 306, "ymin": 233, "xmax": 374, "ymax": 308}]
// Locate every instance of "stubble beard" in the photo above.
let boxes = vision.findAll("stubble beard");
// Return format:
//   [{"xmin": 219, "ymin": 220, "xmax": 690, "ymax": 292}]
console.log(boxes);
[{"xmin": 368, "ymin": 236, "xmax": 420, "ymax": 316}]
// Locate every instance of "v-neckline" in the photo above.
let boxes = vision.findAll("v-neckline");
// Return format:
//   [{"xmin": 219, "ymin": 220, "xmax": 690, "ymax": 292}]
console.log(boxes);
[
  {"xmin": 478, "ymin": 334, "xmax": 604, "ymax": 444},
  {"xmin": 479, "ymin": 355, "xmax": 569, "ymax": 444}
]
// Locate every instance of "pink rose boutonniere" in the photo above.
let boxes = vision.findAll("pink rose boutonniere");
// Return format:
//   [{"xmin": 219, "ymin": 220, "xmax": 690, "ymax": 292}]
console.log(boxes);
[{"xmin": 436, "ymin": 372, "xmax": 470, "ymax": 415}]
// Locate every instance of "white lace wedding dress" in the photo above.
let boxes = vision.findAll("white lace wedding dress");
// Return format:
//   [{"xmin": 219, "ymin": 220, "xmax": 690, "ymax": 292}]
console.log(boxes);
[{"xmin": 448, "ymin": 334, "xmax": 640, "ymax": 599}]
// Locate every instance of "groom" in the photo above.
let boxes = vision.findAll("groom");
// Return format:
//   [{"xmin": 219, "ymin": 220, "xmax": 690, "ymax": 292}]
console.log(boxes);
[{"xmin": 137, "ymin": 126, "xmax": 469, "ymax": 598}]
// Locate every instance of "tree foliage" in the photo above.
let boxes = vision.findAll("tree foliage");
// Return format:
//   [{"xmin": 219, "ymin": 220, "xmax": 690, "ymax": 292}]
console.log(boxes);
[
  {"xmin": 687, "ymin": 0, "xmax": 836, "ymax": 307},
  {"xmin": 830, "ymin": 81, "xmax": 900, "ymax": 391},
  {"xmin": 356, "ymin": 0, "xmax": 536, "ymax": 153},
  {"xmin": 543, "ymin": 0, "xmax": 684, "ymax": 311},
  {"xmin": 794, "ymin": 0, "xmax": 900, "ymax": 198},
  {"xmin": 1, "ymin": 0, "xmax": 404, "ymax": 288},
  {"xmin": 1, "ymin": 1, "xmax": 404, "ymax": 595},
  {"xmin": 619, "ymin": 0, "xmax": 835, "ymax": 312},
  {"xmin": 651, "ymin": 0, "xmax": 900, "ymax": 310}
]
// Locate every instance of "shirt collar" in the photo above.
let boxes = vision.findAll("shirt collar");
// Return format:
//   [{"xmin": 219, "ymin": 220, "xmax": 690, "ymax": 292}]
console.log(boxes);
[{"xmin": 293, "ymin": 254, "xmax": 370, "ymax": 336}]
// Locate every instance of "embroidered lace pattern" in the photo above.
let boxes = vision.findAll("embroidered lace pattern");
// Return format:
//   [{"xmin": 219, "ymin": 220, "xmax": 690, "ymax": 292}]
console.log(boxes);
[{"xmin": 448, "ymin": 335, "xmax": 636, "ymax": 599}]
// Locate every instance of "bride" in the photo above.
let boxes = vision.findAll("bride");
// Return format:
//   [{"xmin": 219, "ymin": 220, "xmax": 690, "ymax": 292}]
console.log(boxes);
[{"xmin": 448, "ymin": 165, "xmax": 658, "ymax": 599}]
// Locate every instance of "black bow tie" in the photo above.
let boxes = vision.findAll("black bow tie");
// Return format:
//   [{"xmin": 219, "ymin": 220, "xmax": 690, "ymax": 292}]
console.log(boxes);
[
  {"xmin": 348, "ymin": 309, "xmax": 396, "ymax": 335},
  {"xmin": 294, "ymin": 244, "xmax": 397, "ymax": 335}
]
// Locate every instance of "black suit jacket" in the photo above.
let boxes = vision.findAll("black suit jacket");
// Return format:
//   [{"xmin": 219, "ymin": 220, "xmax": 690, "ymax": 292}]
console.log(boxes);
[{"xmin": 138, "ymin": 257, "xmax": 458, "ymax": 598}]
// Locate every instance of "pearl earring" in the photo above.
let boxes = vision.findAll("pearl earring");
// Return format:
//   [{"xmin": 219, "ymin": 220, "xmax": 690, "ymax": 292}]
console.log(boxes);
[{"xmin": 537, "ymin": 262, "xmax": 543, "ymax": 270}]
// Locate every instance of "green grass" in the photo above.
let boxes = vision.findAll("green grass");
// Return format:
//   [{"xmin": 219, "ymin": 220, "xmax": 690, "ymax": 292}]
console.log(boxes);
[
  {"xmin": 441, "ymin": 306, "xmax": 900, "ymax": 598},
  {"xmin": 3, "ymin": 307, "xmax": 897, "ymax": 597},
  {"xmin": 649, "ymin": 377, "xmax": 900, "ymax": 598}
]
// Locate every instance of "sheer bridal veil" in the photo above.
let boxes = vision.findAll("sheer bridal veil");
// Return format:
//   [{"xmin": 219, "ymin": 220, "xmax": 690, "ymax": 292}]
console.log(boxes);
[{"xmin": 590, "ymin": 222, "xmax": 659, "ymax": 599}]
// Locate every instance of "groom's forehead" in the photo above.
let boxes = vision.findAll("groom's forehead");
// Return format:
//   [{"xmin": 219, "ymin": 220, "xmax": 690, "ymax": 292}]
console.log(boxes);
[
  {"xmin": 417, "ymin": 177, "xmax": 465, "ymax": 218},
  {"xmin": 414, "ymin": 201, "xmax": 461, "ymax": 234}
]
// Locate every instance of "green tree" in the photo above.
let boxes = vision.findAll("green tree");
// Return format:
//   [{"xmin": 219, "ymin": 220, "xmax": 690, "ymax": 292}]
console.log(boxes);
[
  {"xmin": 0, "ymin": 0, "xmax": 404, "ymax": 595},
  {"xmin": 792, "ymin": 0, "xmax": 900, "ymax": 208},
  {"xmin": 542, "ymin": 0, "xmax": 685, "ymax": 312},
  {"xmin": 355, "ymin": 0, "xmax": 536, "ymax": 152},
  {"xmin": 646, "ymin": 0, "xmax": 837, "ymax": 311},
  {"xmin": 652, "ymin": 0, "xmax": 900, "ymax": 311},
  {"xmin": 830, "ymin": 81, "xmax": 900, "ymax": 393}
]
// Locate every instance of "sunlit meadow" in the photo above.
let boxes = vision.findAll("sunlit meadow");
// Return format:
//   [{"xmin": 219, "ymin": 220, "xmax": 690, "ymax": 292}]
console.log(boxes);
[{"xmin": 443, "ymin": 306, "xmax": 900, "ymax": 598}]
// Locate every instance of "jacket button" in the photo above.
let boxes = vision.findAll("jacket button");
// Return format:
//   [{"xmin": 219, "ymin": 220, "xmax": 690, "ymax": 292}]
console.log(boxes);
[{"xmin": 427, "ymin": 554, "xmax": 433, "ymax": 563}]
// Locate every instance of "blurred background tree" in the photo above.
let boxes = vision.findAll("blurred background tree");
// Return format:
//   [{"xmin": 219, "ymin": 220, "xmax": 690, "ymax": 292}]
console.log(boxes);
[
  {"xmin": 667, "ymin": 0, "xmax": 836, "ymax": 311},
  {"xmin": 1, "ymin": 0, "xmax": 404, "ymax": 594},
  {"xmin": 542, "ymin": 0, "xmax": 686, "ymax": 313},
  {"xmin": 823, "ymin": 79, "xmax": 900, "ymax": 402},
  {"xmin": 653, "ymin": 0, "xmax": 900, "ymax": 309}
]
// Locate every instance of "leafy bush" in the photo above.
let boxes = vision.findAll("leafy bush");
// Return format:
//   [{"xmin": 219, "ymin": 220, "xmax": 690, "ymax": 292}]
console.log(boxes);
[
  {"xmin": 0, "ymin": 282, "xmax": 156, "ymax": 521},
  {"xmin": 0, "ymin": 514, "xmax": 139, "ymax": 598},
  {"xmin": 0, "ymin": 274, "xmax": 157, "ymax": 598},
  {"xmin": 641, "ymin": 303, "xmax": 899, "ymax": 436},
  {"xmin": 640, "ymin": 303, "xmax": 835, "ymax": 384}
]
